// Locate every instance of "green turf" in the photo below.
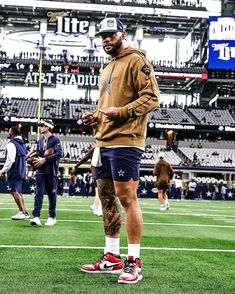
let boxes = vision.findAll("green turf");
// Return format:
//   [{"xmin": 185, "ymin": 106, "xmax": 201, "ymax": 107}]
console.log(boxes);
[{"xmin": 0, "ymin": 195, "xmax": 235, "ymax": 293}]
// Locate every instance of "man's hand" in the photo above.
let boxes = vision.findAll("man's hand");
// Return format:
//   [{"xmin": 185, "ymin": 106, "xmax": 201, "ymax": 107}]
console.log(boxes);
[
  {"xmin": 98, "ymin": 107, "xmax": 119, "ymax": 122},
  {"xmin": 33, "ymin": 157, "xmax": 46, "ymax": 167},
  {"xmin": 0, "ymin": 170, "xmax": 4, "ymax": 177},
  {"xmin": 82, "ymin": 112, "xmax": 98, "ymax": 127}
]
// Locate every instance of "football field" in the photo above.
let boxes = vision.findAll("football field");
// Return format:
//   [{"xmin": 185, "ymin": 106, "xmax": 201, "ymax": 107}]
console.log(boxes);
[{"xmin": 0, "ymin": 194, "xmax": 234, "ymax": 294}]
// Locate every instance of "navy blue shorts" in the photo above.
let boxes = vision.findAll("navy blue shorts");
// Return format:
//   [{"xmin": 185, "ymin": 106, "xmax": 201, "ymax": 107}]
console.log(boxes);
[
  {"xmin": 95, "ymin": 147, "xmax": 143, "ymax": 182},
  {"xmin": 157, "ymin": 184, "xmax": 169, "ymax": 192},
  {"xmin": 7, "ymin": 179, "xmax": 24, "ymax": 193}
]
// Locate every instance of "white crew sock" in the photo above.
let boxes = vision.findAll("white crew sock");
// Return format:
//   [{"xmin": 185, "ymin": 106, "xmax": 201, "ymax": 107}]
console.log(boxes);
[
  {"xmin": 128, "ymin": 244, "xmax": 140, "ymax": 259},
  {"xmin": 104, "ymin": 237, "xmax": 120, "ymax": 255}
]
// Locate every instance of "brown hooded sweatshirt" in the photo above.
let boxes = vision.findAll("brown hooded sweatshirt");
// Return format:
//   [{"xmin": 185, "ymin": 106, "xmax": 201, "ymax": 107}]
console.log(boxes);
[
  {"xmin": 93, "ymin": 47, "xmax": 160, "ymax": 148},
  {"xmin": 153, "ymin": 159, "xmax": 174, "ymax": 185}
]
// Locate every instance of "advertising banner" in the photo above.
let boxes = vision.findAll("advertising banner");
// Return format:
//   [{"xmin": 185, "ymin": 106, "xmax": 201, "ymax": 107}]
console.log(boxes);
[{"xmin": 208, "ymin": 16, "xmax": 235, "ymax": 69}]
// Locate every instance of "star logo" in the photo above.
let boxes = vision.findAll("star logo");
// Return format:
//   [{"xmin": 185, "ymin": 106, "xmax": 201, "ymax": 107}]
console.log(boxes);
[
  {"xmin": 16, "ymin": 63, "xmax": 25, "ymax": 70},
  {"xmin": 141, "ymin": 188, "xmax": 147, "ymax": 195},
  {"xmin": 206, "ymin": 191, "xmax": 212, "ymax": 197},
  {"xmin": 75, "ymin": 187, "xmax": 81, "ymax": 192},
  {"xmin": 30, "ymin": 185, "xmax": 36, "ymax": 191},
  {"xmin": 117, "ymin": 169, "xmax": 125, "ymax": 177},
  {"xmin": 227, "ymin": 191, "xmax": 233, "ymax": 198},
  {"xmin": 100, "ymin": 77, "xmax": 117, "ymax": 96},
  {"xmin": 141, "ymin": 64, "xmax": 151, "ymax": 76}
]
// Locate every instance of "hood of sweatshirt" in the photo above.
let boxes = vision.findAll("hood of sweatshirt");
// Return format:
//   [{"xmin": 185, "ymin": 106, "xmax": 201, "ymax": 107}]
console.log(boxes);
[
  {"xmin": 111, "ymin": 47, "xmax": 146, "ymax": 60},
  {"xmin": 12, "ymin": 137, "xmax": 24, "ymax": 145}
]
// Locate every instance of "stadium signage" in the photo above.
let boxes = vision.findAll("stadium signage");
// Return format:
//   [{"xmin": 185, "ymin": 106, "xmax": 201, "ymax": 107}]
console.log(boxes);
[
  {"xmin": 24, "ymin": 72, "xmax": 99, "ymax": 86},
  {"xmin": 56, "ymin": 17, "xmax": 89, "ymax": 35},
  {"xmin": 155, "ymin": 71, "xmax": 208, "ymax": 80},
  {"xmin": 225, "ymin": 126, "xmax": 235, "ymax": 132},
  {"xmin": 208, "ymin": 16, "xmax": 235, "ymax": 69},
  {"xmin": 155, "ymin": 123, "xmax": 195, "ymax": 130},
  {"xmin": 47, "ymin": 12, "xmax": 89, "ymax": 36},
  {"xmin": 11, "ymin": 117, "xmax": 38, "ymax": 123}
]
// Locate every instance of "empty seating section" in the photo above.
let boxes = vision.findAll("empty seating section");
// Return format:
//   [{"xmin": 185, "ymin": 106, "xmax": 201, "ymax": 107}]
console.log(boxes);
[
  {"xmin": 150, "ymin": 108, "xmax": 195, "ymax": 124},
  {"xmin": 1, "ymin": 136, "xmax": 235, "ymax": 168},
  {"xmin": 1, "ymin": 98, "xmax": 235, "ymax": 127},
  {"xmin": 41, "ymin": 100, "xmax": 63, "ymax": 118},
  {"xmin": 188, "ymin": 108, "xmax": 235, "ymax": 126},
  {"xmin": 69, "ymin": 102, "xmax": 96, "ymax": 119},
  {"xmin": 0, "ymin": 138, "xmax": 181, "ymax": 166},
  {"xmin": 179, "ymin": 147, "xmax": 235, "ymax": 167},
  {"xmin": 62, "ymin": 141, "xmax": 95, "ymax": 161},
  {"xmin": 0, "ymin": 138, "xmax": 8, "ymax": 159},
  {"xmin": 26, "ymin": 140, "xmax": 95, "ymax": 162},
  {"xmin": 142, "ymin": 144, "xmax": 182, "ymax": 165},
  {"xmin": 0, "ymin": 98, "xmax": 63, "ymax": 118}
]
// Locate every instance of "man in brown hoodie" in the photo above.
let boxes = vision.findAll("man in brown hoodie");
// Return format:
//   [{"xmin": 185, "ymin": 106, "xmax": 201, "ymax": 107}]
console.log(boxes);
[
  {"xmin": 153, "ymin": 152, "xmax": 174, "ymax": 211},
  {"xmin": 81, "ymin": 17, "xmax": 160, "ymax": 284}
]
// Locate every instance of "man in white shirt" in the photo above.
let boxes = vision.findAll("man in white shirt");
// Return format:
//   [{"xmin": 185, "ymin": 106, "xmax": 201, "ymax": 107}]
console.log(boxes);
[
  {"xmin": 0, "ymin": 126, "xmax": 29, "ymax": 220},
  {"xmin": 174, "ymin": 175, "xmax": 183, "ymax": 200}
]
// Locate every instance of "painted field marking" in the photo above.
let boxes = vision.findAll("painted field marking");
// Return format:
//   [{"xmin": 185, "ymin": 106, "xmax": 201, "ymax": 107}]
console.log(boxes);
[
  {"xmin": 0, "ymin": 217, "xmax": 234, "ymax": 228},
  {"xmin": 0, "ymin": 244, "xmax": 234, "ymax": 253}
]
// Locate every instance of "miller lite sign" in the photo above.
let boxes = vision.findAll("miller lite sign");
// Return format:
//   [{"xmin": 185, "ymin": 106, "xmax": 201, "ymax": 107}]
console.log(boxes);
[
  {"xmin": 47, "ymin": 11, "xmax": 89, "ymax": 36},
  {"xmin": 208, "ymin": 16, "xmax": 235, "ymax": 69}
]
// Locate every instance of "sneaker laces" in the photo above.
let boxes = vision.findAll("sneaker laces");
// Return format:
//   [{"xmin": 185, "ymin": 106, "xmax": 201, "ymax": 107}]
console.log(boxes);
[
  {"xmin": 95, "ymin": 253, "xmax": 107, "ymax": 264},
  {"xmin": 123, "ymin": 259, "xmax": 136, "ymax": 274},
  {"xmin": 96, "ymin": 252, "xmax": 120, "ymax": 264}
]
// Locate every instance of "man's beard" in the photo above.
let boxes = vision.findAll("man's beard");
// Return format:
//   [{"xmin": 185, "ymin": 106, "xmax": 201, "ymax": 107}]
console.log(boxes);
[{"xmin": 103, "ymin": 36, "xmax": 123, "ymax": 56}]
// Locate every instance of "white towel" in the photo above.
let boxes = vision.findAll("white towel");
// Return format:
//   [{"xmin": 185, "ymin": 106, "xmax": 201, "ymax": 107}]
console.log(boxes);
[{"xmin": 91, "ymin": 147, "xmax": 102, "ymax": 167}]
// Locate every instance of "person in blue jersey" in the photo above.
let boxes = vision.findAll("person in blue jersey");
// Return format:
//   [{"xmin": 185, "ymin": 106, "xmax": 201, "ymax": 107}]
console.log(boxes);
[
  {"xmin": 29, "ymin": 119, "xmax": 63, "ymax": 226},
  {"xmin": 0, "ymin": 126, "xmax": 29, "ymax": 220}
]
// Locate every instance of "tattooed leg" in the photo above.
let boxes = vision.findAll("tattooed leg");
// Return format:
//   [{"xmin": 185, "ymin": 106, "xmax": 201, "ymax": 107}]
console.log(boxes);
[
  {"xmin": 97, "ymin": 178, "xmax": 122, "ymax": 237},
  {"xmin": 114, "ymin": 179, "xmax": 143, "ymax": 244}
]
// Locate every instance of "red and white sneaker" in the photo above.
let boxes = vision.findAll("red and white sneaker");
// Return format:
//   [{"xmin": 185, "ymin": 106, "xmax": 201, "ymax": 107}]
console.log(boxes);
[
  {"xmin": 81, "ymin": 252, "xmax": 123, "ymax": 274},
  {"xmin": 118, "ymin": 256, "xmax": 142, "ymax": 284}
]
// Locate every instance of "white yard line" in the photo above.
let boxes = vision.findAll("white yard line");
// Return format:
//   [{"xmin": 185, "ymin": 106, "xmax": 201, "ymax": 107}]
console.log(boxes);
[
  {"xmin": 0, "ymin": 244, "xmax": 234, "ymax": 253},
  {"xmin": 0, "ymin": 217, "xmax": 234, "ymax": 228},
  {"xmin": 0, "ymin": 207, "xmax": 235, "ymax": 218}
]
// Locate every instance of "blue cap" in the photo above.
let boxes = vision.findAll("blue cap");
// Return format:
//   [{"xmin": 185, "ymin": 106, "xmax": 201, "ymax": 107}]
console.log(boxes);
[{"xmin": 95, "ymin": 18, "xmax": 124, "ymax": 36}]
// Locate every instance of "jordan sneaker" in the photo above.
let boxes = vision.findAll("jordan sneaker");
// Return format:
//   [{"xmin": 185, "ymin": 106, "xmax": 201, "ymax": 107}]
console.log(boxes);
[
  {"xmin": 118, "ymin": 256, "xmax": 142, "ymax": 284},
  {"xmin": 81, "ymin": 252, "xmax": 123, "ymax": 274}
]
